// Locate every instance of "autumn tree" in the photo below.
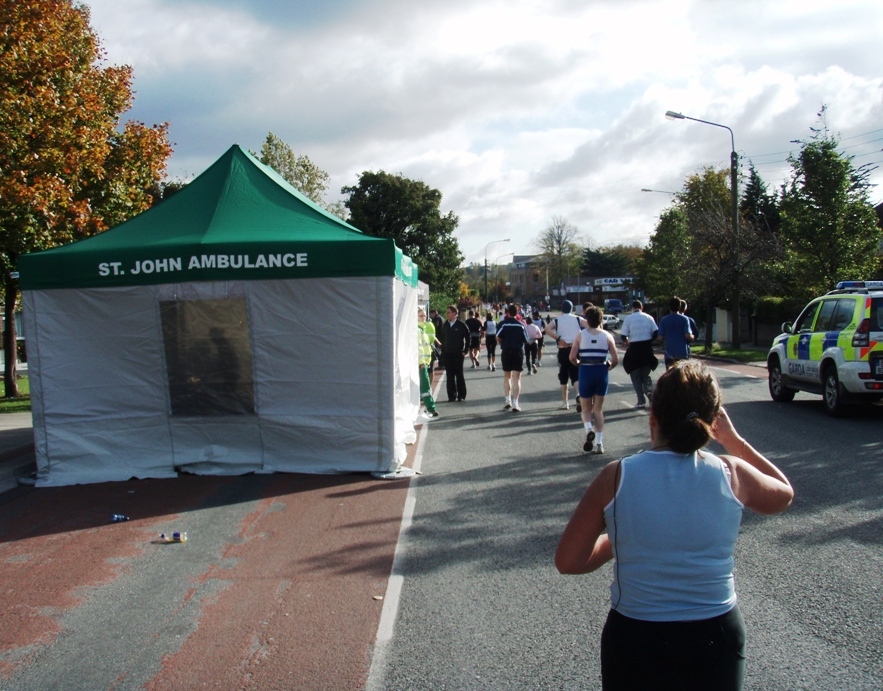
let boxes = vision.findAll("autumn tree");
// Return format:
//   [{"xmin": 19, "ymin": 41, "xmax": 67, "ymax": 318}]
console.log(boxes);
[
  {"xmin": 342, "ymin": 171, "xmax": 463, "ymax": 296},
  {"xmin": 535, "ymin": 216, "xmax": 583, "ymax": 292},
  {"xmin": 0, "ymin": 0, "xmax": 172, "ymax": 396}
]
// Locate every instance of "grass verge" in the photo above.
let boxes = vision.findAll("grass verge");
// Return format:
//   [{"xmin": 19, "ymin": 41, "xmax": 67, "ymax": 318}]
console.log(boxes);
[
  {"xmin": 692, "ymin": 344, "xmax": 768, "ymax": 364},
  {"xmin": 0, "ymin": 376, "xmax": 31, "ymax": 413}
]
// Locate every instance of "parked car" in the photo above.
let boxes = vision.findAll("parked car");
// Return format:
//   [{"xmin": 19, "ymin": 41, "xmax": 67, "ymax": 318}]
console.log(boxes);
[
  {"xmin": 602, "ymin": 314, "xmax": 621, "ymax": 330},
  {"xmin": 767, "ymin": 280, "xmax": 883, "ymax": 416}
]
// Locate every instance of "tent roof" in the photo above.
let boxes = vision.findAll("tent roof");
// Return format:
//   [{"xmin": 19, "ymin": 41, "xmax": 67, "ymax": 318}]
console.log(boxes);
[{"xmin": 19, "ymin": 145, "xmax": 417, "ymax": 290}]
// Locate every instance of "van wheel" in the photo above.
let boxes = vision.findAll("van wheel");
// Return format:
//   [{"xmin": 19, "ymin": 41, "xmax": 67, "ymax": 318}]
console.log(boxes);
[
  {"xmin": 823, "ymin": 367, "xmax": 848, "ymax": 417},
  {"xmin": 768, "ymin": 358, "xmax": 796, "ymax": 402}
]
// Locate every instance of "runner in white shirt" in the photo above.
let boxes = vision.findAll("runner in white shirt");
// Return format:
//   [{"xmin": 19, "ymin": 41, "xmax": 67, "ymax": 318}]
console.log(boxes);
[
  {"xmin": 544, "ymin": 300, "xmax": 587, "ymax": 410},
  {"xmin": 620, "ymin": 300, "xmax": 659, "ymax": 408}
]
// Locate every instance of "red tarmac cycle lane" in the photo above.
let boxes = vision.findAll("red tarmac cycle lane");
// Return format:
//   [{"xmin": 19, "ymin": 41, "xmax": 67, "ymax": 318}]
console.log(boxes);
[{"xmin": 0, "ymin": 460, "xmax": 413, "ymax": 689}]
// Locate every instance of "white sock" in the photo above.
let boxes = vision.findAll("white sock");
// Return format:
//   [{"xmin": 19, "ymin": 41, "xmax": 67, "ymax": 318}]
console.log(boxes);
[
  {"xmin": 596, "ymin": 432, "xmax": 604, "ymax": 444},
  {"xmin": 513, "ymin": 398, "xmax": 519, "ymax": 408},
  {"xmin": 505, "ymin": 396, "xmax": 511, "ymax": 404},
  {"xmin": 584, "ymin": 422, "xmax": 593, "ymax": 433}
]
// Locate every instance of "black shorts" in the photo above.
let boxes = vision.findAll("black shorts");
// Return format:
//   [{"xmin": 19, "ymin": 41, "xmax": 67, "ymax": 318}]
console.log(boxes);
[
  {"xmin": 469, "ymin": 335, "xmax": 481, "ymax": 350},
  {"xmin": 601, "ymin": 606, "xmax": 746, "ymax": 690},
  {"xmin": 500, "ymin": 348, "xmax": 524, "ymax": 372},
  {"xmin": 557, "ymin": 347, "xmax": 578, "ymax": 385}
]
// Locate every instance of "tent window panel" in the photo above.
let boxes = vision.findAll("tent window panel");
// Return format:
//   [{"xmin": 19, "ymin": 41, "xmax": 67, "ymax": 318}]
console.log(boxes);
[{"xmin": 160, "ymin": 298, "xmax": 256, "ymax": 416}]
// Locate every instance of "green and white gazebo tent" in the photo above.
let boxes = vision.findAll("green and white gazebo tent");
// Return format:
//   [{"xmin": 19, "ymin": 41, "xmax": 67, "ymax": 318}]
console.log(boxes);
[{"xmin": 19, "ymin": 145, "xmax": 421, "ymax": 487}]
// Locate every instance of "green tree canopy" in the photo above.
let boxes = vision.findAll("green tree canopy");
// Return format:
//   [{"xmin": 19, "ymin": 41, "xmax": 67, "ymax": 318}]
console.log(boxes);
[
  {"xmin": 257, "ymin": 132, "xmax": 333, "ymax": 208},
  {"xmin": 0, "ymin": 0, "xmax": 172, "ymax": 395},
  {"xmin": 638, "ymin": 166, "xmax": 782, "ymax": 348},
  {"xmin": 583, "ymin": 244, "xmax": 640, "ymax": 277},
  {"xmin": 636, "ymin": 206, "xmax": 689, "ymax": 302},
  {"xmin": 741, "ymin": 163, "xmax": 780, "ymax": 234},
  {"xmin": 342, "ymin": 171, "xmax": 463, "ymax": 295},
  {"xmin": 779, "ymin": 113, "xmax": 881, "ymax": 300}
]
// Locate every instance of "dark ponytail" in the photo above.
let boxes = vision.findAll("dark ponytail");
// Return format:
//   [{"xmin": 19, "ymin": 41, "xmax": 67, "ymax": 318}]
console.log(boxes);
[{"xmin": 650, "ymin": 360, "xmax": 721, "ymax": 454}]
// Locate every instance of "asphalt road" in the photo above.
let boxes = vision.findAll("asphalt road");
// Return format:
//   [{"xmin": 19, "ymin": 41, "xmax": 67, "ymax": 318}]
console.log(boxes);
[
  {"xmin": 368, "ymin": 355, "xmax": 883, "ymax": 690},
  {"xmin": 2, "ymin": 352, "xmax": 881, "ymax": 689}
]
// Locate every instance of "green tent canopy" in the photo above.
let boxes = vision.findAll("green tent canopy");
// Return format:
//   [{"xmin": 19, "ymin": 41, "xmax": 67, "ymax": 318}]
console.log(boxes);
[
  {"xmin": 20, "ymin": 145, "xmax": 421, "ymax": 487},
  {"xmin": 20, "ymin": 145, "xmax": 417, "ymax": 290}
]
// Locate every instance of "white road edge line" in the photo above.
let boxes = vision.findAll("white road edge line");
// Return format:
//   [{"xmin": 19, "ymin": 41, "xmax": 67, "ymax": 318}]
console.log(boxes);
[{"xmin": 365, "ymin": 373, "xmax": 439, "ymax": 690}]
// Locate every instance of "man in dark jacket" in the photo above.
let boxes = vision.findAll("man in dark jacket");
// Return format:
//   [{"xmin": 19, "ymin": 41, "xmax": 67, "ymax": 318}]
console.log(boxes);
[
  {"xmin": 441, "ymin": 305, "xmax": 471, "ymax": 402},
  {"xmin": 496, "ymin": 304, "xmax": 530, "ymax": 411}
]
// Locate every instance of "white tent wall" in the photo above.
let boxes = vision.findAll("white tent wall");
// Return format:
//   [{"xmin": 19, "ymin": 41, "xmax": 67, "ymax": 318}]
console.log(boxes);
[
  {"xmin": 393, "ymin": 278, "xmax": 420, "ymax": 459},
  {"xmin": 23, "ymin": 286, "xmax": 179, "ymax": 486},
  {"xmin": 22, "ymin": 275, "xmax": 420, "ymax": 487}
]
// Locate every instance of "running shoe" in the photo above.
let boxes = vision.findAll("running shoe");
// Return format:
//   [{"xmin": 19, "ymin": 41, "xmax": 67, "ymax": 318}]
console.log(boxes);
[
  {"xmin": 593, "ymin": 443, "xmax": 605, "ymax": 455},
  {"xmin": 583, "ymin": 431, "xmax": 596, "ymax": 453}
]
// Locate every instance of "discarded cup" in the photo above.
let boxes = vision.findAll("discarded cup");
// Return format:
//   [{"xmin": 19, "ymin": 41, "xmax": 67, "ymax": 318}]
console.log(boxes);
[
  {"xmin": 159, "ymin": 532, "xmax": 187, "ymax": 543},
  {"xmin": 111, "ymin": 514, "xmax": 130, "ymax": 522}
]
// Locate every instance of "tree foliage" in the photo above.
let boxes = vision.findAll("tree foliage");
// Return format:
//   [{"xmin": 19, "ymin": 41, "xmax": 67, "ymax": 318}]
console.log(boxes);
[
  {"xmin": 535, "ymin": 216, "xmax": 583, "ymax": 290},
  {"xmin": 636, "ymin": 206, "xmax": 689, "ymax": 302},
  {"xmin": 0, "ymin": 0, "xmax": 172, "ymax": 395},
  {"xmin": 257, "ymin": 132, "xmax": 335, "ymax": 208},
  {"xmin": 741, "ymin": 163, "xmax": 780, "ymax": 235},
  {"xmin": 342, "ymin": 171, "xmax": 463, "ymax": 295},
  {"xmin": 583, "ymin": 244, "xmax": 640, "ymax": 277},
  {"xmin": 638, "ymin": 165, "xmax": 783, "ymax": 347},
  {"xmin": 778, "ymin": 112, "xmax": 881, "ymax": 301}
]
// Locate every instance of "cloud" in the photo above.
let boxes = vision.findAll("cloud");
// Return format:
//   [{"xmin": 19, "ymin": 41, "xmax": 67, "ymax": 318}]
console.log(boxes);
[{"xmin": 84, "ymin": 0, "xmax": 883, "ymax": 265}]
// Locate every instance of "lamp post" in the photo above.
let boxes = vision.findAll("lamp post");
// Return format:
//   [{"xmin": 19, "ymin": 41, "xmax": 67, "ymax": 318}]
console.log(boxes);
[
  {"xmin": 484, "ymin": 239, "xmax": 510, "ymax": 306},
  {"xmin": 641, "ymin": 188, "xmax": 677, "ymax": 195},
  {"xmin": 665, "ymin": 110, "xmax": 741, "ymax": 348}
]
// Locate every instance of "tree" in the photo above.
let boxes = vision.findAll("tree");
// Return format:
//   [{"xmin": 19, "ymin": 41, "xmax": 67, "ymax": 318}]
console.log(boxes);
[
  {"xmin": 779, "ymin": 110, "xmax": 881, "ymax": 301},
  {"xmin": 636, "ymin": 206, "xmax": 690, "ymax": 303},
  {"xmin": 583, "ymin": 244, "xmax": 640, "ymax": 277},
  {"xmin": 0, "ymin": 0, "xmax": 171, "ymax": 396},
  {"xmin": 741, "ymin": 163, "xmax": 780, "ymax": 235},
  {"xmin": 535, "ymin": 216, "xmax": 583, "ymax": 291},
  {"xmin": 257, "ymin": 132, "xmax": 332, "ymax": 207},
  {"xmin": 638, "ymin": 169, "xmax": 783, "ymax": 349},
  {"xmin": 342, "ymin": 171, "xmax": 463, "ymax": 296},
  {"xmin": 678, "ymin": 167, "xmax": 781, "ymax": 349}
]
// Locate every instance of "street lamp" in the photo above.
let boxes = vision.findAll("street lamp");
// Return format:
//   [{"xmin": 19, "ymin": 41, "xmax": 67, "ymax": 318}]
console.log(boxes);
[
  {"xmin": 641, "ymin": 188, "xmax": 677, "ymax": 195},
  {"xmin": 665, "ymin": 110, "xmax": 741, "ymax": 348},
  {"xmin": 484, "ymin": 239, "xmax": 510, "ymax": 306}
]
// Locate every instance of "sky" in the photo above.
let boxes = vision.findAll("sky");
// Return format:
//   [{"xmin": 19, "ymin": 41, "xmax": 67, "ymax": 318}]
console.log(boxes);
[{"xmin": 84, "ymin": 0, "xmax": 883, "ymax": 267}]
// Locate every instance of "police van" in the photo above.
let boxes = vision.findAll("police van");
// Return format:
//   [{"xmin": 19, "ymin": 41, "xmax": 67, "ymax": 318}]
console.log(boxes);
[{"xmin": 767, "ymin": 280, "xmax": 883, "ymax": 416}]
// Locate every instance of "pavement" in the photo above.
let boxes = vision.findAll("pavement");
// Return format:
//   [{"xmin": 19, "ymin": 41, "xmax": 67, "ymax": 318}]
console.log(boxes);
[{"xmin": 0, "ymin": 412, "xmax": 36, "ymax": 495}]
